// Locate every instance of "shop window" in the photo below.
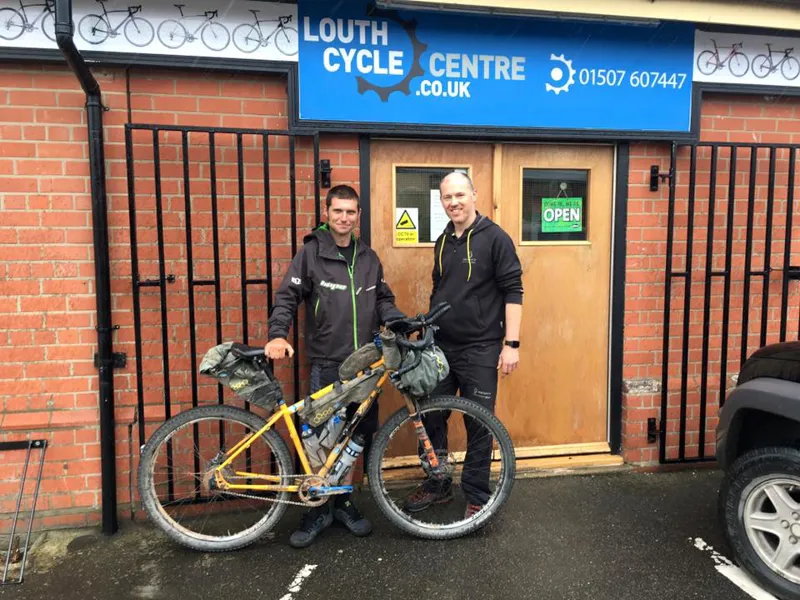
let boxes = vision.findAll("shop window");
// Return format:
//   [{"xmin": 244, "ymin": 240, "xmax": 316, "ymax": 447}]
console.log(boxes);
[
  {"xmin": 394, "ymin": 166, "xmax": 470, "ymax": 246},
  {"xmin": 522, "ymin": 169, "xmax": 589, "ymax": 243}
]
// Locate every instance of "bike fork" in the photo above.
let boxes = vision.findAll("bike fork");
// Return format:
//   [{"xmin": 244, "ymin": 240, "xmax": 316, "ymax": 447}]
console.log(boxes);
[{"xmin": 405, "ymin": 400, "xmax": 440, "ymax": 469}]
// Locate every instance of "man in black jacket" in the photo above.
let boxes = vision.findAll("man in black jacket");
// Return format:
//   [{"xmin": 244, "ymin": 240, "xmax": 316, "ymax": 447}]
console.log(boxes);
[
  {"xmin": 266, "ymin": 184, "xmax": 404, "ymax": 548},
  {"xmin": 406, "ymin": 171, "xmax": 523, "ymax": 518}
]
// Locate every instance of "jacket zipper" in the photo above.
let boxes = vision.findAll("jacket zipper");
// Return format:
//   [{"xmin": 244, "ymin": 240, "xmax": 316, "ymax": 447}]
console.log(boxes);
[
  {"xmin": 338, "ymin": 241, "xmax": 359, "ymax": 351},
  {"xmin": 348, "ymin": 243, "xmax": 358, "ymax": 350}
]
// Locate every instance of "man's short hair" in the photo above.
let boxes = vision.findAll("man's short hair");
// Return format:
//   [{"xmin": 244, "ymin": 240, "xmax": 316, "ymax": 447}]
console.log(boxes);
[
  {"xmin": 325, "ymin": 184, "xmax": 360, "ymax": 208},
  {"xmin": 440, "ymin": 170, "xmax": 474, "ymax": 192}
]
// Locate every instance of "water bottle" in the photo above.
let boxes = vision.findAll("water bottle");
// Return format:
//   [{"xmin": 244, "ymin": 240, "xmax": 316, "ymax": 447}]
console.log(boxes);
[
  {"xmin": 328, "ymin": 434, "xmax": 366, "ymax": 485},
  {"xmin": 317, "ymin": 411, "xmax": 345, "ymax": 450},
  {"xmin": 301, "ymin": 424, "xmax": 326, "ymax": 469}
]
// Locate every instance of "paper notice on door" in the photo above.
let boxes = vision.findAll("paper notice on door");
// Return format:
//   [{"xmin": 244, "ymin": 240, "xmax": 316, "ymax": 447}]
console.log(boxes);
[{"xmin": 430, "ymin": 190, "xmax": 449, "ymax": 240}]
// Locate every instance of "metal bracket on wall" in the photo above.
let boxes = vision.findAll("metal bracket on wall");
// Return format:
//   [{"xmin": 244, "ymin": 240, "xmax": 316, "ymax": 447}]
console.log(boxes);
[
  {"xmin": 649, "ymin": 165, "xmax": 672, "ymax": 192},
  {"xmin": 94, "ymin": 352, "xmax": 127, "ymax": 369},
  {"xmin": 320, "ymin": 159, "xmax": 332, "ymax": 188},
  {"xmin": 1, "ymin": 440, "xmax": 47, "ymax": 586}
]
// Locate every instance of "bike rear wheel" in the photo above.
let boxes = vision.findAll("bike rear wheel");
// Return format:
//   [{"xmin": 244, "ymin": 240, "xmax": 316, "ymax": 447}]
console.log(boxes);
[
  {"xmin": 157, "ymin": 19, "xmax": 187, "ymax": 49},
  {"xmin": 696, "ymin": 50, "xmax": 719, "ymax": 76},
  {"xmin": 0, "ymin": 9, "xmax": 24, "ymax": 41},
  {"xmin": 77, "ymin": 14, "xmax": 109, "ymax": 44},
  {"xmin": 232, "ymin": 23, "xmax": 260, "ymax": 53},
  {"xmin": 368, "ymin": 395, "xmax": 515, "ymax": 540},
  {"xmin": 138, "ymin": 404, "xmax": 292, "ymax": 552}
]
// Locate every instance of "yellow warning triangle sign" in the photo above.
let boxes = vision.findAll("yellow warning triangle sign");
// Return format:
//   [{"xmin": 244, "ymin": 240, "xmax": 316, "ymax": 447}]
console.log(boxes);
[{"xmin": 396, "ymin": 210, "xmax": 416, "ymax": 230}]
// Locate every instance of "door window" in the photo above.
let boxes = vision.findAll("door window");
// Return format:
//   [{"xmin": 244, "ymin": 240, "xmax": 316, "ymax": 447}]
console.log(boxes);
[{"xmin": 522, "ymin": 169, "xmax": 589, "ymax": 243}]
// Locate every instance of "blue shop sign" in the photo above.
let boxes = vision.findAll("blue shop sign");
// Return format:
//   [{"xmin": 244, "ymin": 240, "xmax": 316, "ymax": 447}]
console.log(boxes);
[{"xmin": 297, "ymin": 1, "xmax": 695, "ymax": 133}]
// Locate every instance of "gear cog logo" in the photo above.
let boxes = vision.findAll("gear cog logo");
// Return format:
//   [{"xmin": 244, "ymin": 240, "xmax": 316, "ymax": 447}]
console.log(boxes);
[
  {"xmin": 356, "ymin": 4, "xmax": 427, "ymax": 102},
  {"xmin": 545, "ymin": 54, "xmax": 576, "ymax": 95}
]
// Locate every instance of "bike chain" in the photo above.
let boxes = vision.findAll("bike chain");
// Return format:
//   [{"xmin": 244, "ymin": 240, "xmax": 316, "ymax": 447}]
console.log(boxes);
[{"xmin": 220, "ymin": 474, "xmax": 325, "ymax": 507}]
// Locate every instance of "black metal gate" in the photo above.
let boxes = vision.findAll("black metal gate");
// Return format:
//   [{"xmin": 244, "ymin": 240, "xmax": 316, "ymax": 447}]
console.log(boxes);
[
  {"xmin": 660, "ymin": 141, "xmax": 800, "ymax": 463},
  {"xmin": 124, "ymin": 123, "xmax": 320, "ymax": 458}
]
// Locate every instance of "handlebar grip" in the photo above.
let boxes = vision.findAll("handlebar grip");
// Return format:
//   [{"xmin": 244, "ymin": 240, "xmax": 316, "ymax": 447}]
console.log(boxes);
[
  {"xmin": 395, "ymin": 327, "xmax": 434, "ymax": 351},
  {"xmin": 425, "ymin": 302, "xmax": 451, "ymax": 324}
]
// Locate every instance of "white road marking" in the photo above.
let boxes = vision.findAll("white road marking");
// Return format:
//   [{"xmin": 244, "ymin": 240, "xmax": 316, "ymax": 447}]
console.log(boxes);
[
  {"xmin": 692, "ymin": 537, "xmax": 778, "ymax": 600},
  {"xmin": 278, "ymin": 564, "xmax": 318, "ymax": 600}
]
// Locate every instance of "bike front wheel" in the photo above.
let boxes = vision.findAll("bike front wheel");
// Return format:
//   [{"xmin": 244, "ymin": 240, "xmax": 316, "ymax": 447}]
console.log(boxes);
[
  {"xmin": 77, "ymin": 14, "xmax": 109, "ymax": 44},
  {"xmin": 138, "ymin": 404, "xmax": 293, "ymax": 552},
  {"xmin": 728, "ymin": 51, "xmax": 750, "ymax": 77},
  {"xmin": 782, "ymin": 56, "xmax": 800, "ymax": 81},
  {"xmin": 274, "ymin": 26, "xmax": 298, "ymax": 56},
  {"xmin": 368, "ymin": 395, "xmax": 516, "ymax": 540},
  {"xmin": 124, "ymin": 16, "xmax": 154, "ymax": 47},
  {"xmin": 201, "ymin": 22, "xmax": 230, "ymax": 52},
  {"xmin": 41, "ymin": 11, "xmax": 55, "ymax": 42}
]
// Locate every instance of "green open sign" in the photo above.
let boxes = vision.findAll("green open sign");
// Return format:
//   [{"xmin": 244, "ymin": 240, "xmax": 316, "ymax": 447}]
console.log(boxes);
[{"xmin": 541, "ymin": 197, "xmax": 583, "ymax": 233}]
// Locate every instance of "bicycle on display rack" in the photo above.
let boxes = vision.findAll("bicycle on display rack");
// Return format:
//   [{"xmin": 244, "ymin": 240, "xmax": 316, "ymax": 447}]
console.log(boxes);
[
  {"xmin": 752, "ymin": 44, "xmax": 800, "ymax": 81},
  {"xmin": 232, "ymin": 12, "xmax": 297, "ymax": 56},
  {"xmin": 0, "ymin": 0, "xmax": 55, "ymax": 42},
  {"xmin": 137, "ymin": 302, "xmax": 516, "ymax": 552},
  {"xmin": 696, "ymin": 39, "xmax": 749, "ymax": 77},
  {"xmin": 77, "ymin": 0, "xmax": 153, "ymax": 47},
  {"xmin": 157, "ymin": 4, "xmax": 229, "ymax": 52}
]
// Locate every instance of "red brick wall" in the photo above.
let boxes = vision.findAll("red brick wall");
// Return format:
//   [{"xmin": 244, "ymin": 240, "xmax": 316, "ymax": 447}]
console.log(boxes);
[
  {"xmin": 0, "ymin": 64, "xmax": 359, "ymax": 529},
  {"xmin": 623, "ymin": 93, "xmax": 800, "ymax": 463}
]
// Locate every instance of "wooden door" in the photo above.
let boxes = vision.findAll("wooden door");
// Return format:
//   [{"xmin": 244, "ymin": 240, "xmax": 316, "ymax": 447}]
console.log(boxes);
[
  {"xmin": 497, "ymin": 144, "xmax": 614, "ymax": 451},
  {"xmin": 370, "ymin": 140, "xmax": 494, "ymax": 426},
  {"xmin": 369, "ymin": 140, "xmax": 614, "ymax": 455}
]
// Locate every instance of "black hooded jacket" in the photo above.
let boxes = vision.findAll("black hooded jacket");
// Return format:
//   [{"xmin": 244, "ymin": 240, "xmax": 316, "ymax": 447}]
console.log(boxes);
[
  {"xmin": 431, "ymin": 213, "xmax": 523, "ymax": 350},
  {"xmin": 268, "ymin": 224, "xmax": 404, "ymax": 365}
]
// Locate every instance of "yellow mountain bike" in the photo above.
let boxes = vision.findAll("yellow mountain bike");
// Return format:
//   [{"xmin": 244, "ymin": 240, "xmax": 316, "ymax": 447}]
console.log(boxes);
[{"xmin": 137, "ymin": 303, "xmax": 515, "ymax": 552}]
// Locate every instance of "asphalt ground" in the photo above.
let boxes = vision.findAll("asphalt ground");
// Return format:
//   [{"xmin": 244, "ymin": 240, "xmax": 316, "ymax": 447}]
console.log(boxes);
[{"xmin": 0, "ymin": 468, "xmax": 774, "ymax": 600}]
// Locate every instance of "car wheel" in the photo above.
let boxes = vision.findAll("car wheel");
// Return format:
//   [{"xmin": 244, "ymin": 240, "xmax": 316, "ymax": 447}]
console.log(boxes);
[{"xmin": 720, "ymin": 446, "xmax": 800, "ymax": 600}]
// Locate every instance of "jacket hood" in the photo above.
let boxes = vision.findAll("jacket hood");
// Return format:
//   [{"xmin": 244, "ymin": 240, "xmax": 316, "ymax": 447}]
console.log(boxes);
[
  {"xmin": 442, "ymin": 212, "xmax": 492, "ymax": 237},
  {"xmin": 304, "ymin": 223, "xmax": 365, "ymax": 260}
]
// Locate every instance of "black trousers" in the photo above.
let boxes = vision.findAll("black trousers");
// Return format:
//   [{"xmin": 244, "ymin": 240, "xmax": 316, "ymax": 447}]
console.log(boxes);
[{"xmin": 421, "ymin": 343, "xmax": 500, "ymax": 506}]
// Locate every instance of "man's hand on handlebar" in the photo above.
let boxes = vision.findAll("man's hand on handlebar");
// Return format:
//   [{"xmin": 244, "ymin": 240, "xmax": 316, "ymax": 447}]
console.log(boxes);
[{"xmin": 265, "ymin": 338, "xmax": 294, "ymax": 360}]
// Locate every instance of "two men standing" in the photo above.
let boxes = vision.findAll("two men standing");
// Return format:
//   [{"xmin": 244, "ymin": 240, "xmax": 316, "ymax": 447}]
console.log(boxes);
[{"xmin": 266, "ymin": 172, "xmax": 522, "ymax": 547}]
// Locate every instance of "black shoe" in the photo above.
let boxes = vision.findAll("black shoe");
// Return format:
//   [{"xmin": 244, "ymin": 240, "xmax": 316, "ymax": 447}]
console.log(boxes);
[
  {"xmin": 404, "ymin": 479, "xmax": 454, "ymax": 513},
  {"xmin": 333, "ymin": 495, "xmax": 372, "ymax": 537},
  {"xmin": 289, "ymin": 504, "xmax": 333, "ymax": 548}
]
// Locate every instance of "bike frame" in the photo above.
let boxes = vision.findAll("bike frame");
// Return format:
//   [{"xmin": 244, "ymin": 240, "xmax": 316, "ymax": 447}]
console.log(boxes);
[
  {"xmin": 214, "ymin": 354, "xmax": 439, "ymax": 495},
  {"xmin": 98, "ymin": 3, "xmax": 139, "ymax": 34},
  {"xmin": 176, "ymin": 8, "xmax": 217, "ymax": 37},
  {"xmin": 16, "ymin": 0, "xmax": 52, "ymax": 26},
  {"xmin": 709, "ymin": 39, "xmax": 742, "ymax": 65}
]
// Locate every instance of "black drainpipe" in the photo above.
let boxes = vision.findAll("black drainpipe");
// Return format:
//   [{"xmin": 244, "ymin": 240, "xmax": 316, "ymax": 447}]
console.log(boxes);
[{"xmin": 54, "ymin": 0, "xmax": 118, "ymax": 536}]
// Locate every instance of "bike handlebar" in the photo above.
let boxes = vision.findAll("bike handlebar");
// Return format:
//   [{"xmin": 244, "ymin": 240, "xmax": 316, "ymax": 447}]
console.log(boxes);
[
  {"xmin": 386, "ymin": 302, "xmax": 451, "ymax": 336},
  {"xmin": 205, "ymin": 10, "xmax": 218, "ymax": 18}
]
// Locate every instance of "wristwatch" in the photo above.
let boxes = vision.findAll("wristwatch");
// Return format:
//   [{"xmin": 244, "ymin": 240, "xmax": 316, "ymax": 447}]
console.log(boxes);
[{"xmin": 504, "ymin": 340, "xmax": 520, "ymax": 348}]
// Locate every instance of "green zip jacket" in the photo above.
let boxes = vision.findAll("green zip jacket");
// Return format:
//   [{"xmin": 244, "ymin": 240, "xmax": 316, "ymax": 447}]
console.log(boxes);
[{"xmin": 268, "ymin": 225, "xmax": 404, "ymax": 365}]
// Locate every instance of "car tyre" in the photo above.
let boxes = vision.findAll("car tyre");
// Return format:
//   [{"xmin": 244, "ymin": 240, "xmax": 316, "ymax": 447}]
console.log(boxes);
[{"xmin": 720, "ymin": 446, "xmax": 800, "ymax": 600}]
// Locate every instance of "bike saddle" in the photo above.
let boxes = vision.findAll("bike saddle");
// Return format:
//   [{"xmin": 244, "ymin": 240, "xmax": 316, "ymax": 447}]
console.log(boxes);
[
  {"xmin": 173, "ymin": 3, "xmax": 185, "ymax": 7},
  {"xmin": 249, "ymin": 9, "xmax": 260, "ymax": 15}
]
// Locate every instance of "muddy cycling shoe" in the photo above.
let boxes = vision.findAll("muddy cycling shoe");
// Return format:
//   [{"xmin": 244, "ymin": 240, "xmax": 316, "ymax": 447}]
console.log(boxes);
[
  {"xmin": 289, "ymin": 504, "xmax": 334, "ymax": 548},
  {"xmin": 333, "ymin": 495, "xmax": 372, "ymax": 537},
  {"xmin": 404, "ymin": 480, "xmax": 454, "ymax": 513}
]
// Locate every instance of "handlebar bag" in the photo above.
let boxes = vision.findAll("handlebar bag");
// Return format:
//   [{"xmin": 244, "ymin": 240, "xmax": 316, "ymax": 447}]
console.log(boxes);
[
  {"xmin": 199, "ymin": 342, "xmax": 283, "ymax": 411},
  {"xmin": 399, "ymin": 345, "xmax": 449, "ymax": 398}
]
